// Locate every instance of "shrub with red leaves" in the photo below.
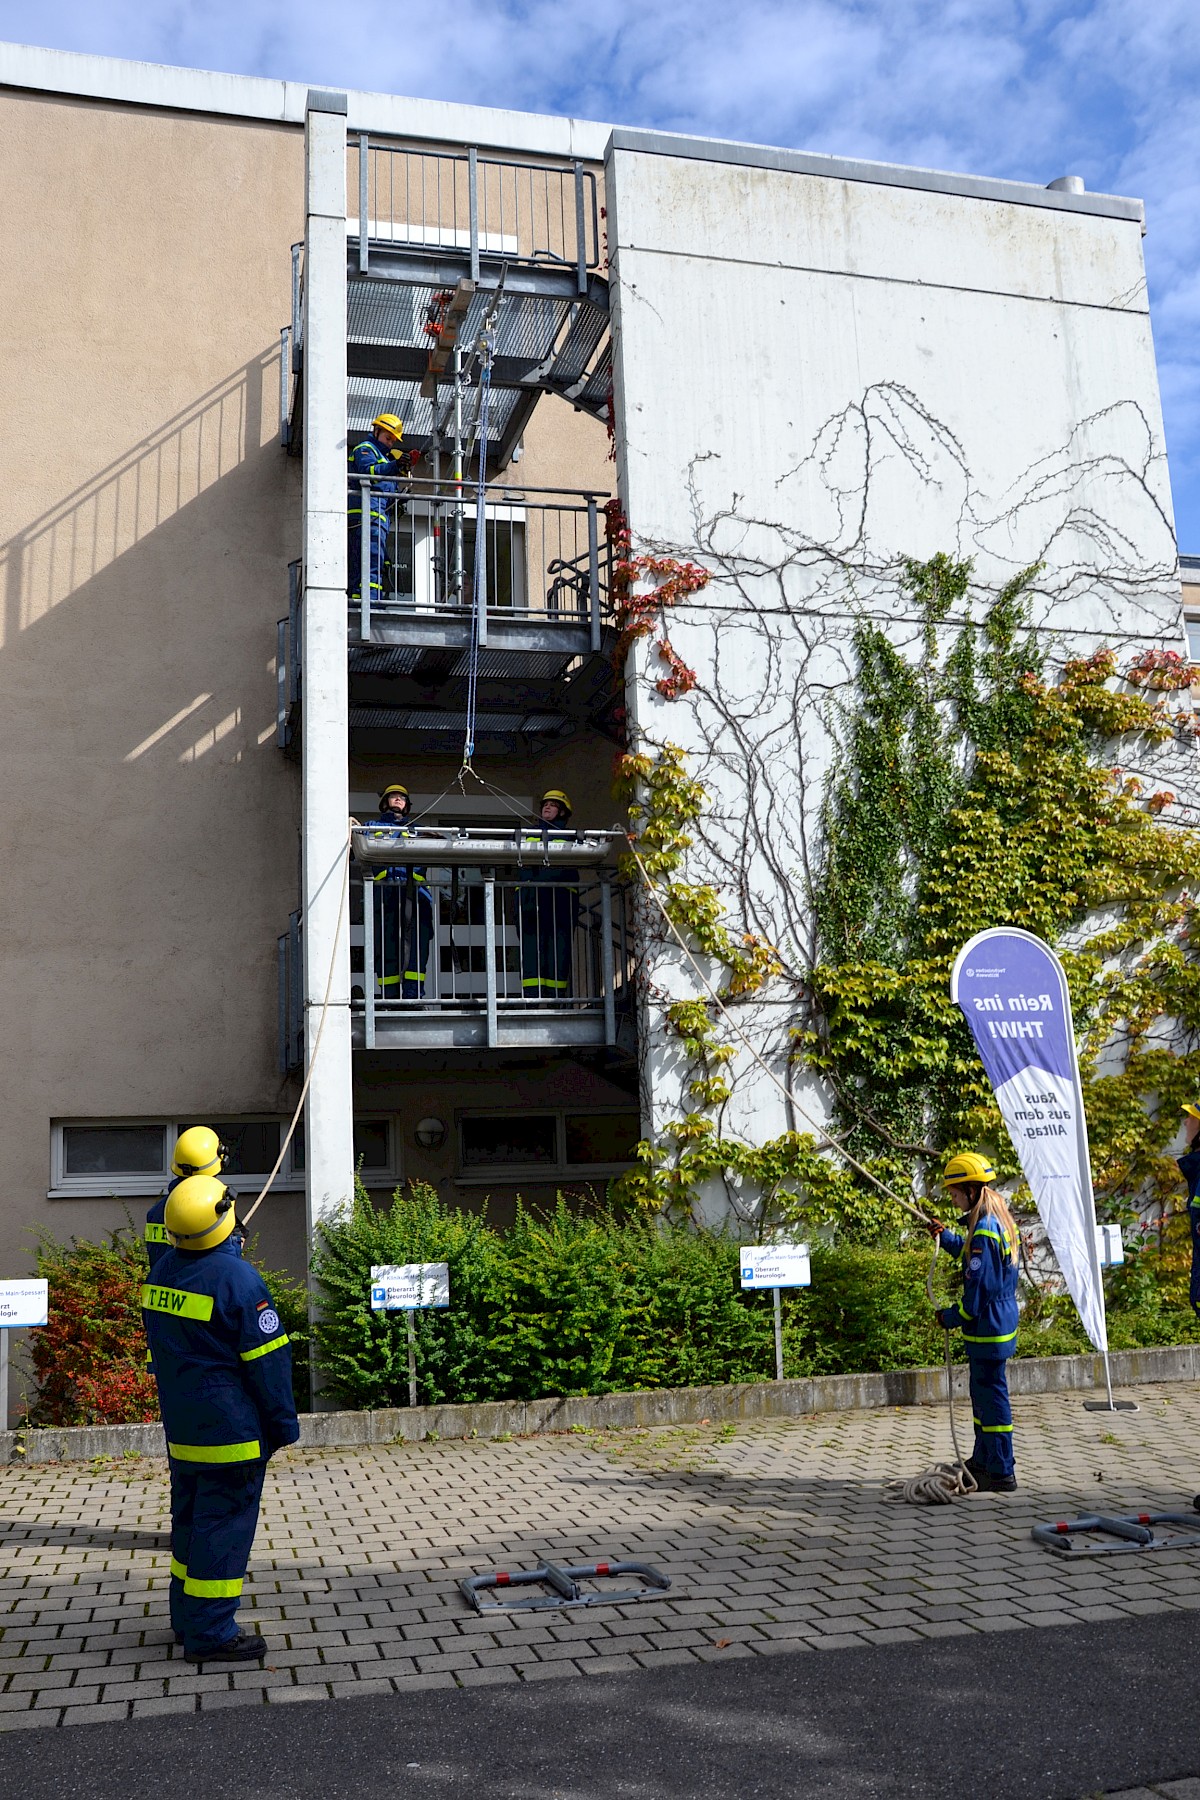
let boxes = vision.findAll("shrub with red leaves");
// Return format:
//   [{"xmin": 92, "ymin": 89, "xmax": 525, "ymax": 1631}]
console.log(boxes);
[{"xmin": 26, "ymin": 1226, "xmax": 158, "ymax": 1426}]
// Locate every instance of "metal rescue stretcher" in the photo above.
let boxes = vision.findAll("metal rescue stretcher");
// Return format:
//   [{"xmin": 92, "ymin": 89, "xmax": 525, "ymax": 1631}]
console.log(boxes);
[
  {"xmin": 351, "ymin": 824, "xmax": 626, "ymax": 867},
  {"xmin": 1031, "ymin": 1511, "xmax": 1200, "ymax": 1557},
  {"xmin": 459, "ymin": 1553, "xmax": 672, "ymax": 1615}
]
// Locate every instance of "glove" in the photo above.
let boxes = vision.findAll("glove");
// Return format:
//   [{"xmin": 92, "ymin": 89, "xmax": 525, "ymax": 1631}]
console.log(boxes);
[{"xmin": 935, "ymin": 1307, "xmax": 955, "ymax": 1330}]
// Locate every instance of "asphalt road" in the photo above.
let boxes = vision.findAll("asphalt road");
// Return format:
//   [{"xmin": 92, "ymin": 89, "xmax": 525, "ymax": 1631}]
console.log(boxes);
[{"xmin": 5, "ymin": 1611, "xmax": 1197, "ymax": 1800}]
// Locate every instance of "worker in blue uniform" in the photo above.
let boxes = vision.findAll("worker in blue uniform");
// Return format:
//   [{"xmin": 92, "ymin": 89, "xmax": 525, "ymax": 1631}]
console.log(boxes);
[
  {"xmin": 517, "ymin": 790, "xmax": 580, "ymax": 998},
  {"xmin": 347, "ymin": 411, "xmax": 412, "ymax": 603},
  {"xmin": 359, "ymin": 783, "xmax": 435, "ymax": 999},
  {"xmin": 927, "ymin": 1152, "xmax": 1021, "ymax": 1493},
  {"xmin": 1177, "ymin": 1104, "xmax": 1200, "ymax": 1317},
  {"xmin": 141, "ymin": 1174, "xmax": 299, "ymax": 1664}
]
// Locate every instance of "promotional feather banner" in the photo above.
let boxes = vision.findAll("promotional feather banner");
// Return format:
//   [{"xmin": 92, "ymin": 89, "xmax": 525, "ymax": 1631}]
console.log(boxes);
[{"xmin": 950, "ymin": 926, "xmax": 1108, "ymax": 1354}]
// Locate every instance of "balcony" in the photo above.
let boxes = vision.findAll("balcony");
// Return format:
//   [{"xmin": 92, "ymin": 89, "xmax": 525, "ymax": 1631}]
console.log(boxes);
[
  {"xmin": 348, "ymin": 477, "xmax": 609, "ymax": 654},
  {"xmin": 348, "ymin": 826, "xmax": 632, "ymax": 1052}
]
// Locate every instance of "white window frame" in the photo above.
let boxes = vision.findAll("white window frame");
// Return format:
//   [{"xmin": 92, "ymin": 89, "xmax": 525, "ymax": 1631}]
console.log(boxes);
[
  {"xmin": 1183, "ymin": 607, "xmax": 1200, "ymax": 665},
  {"xmin": 453, "ymin": 1108, "xmax": 640, "ymax": 1186},
  {"xmin": 49, "ymin": 1117, "xmax": 307, "ymax": 1200},
  {"xmin": 291, "ymin": 1114, "xmax": 399, "ymax": 1187}
]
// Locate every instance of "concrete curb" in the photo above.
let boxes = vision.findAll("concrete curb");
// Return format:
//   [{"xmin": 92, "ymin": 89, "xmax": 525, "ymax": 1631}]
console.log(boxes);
[{"xmin": 2, "ymin": 1342, "xmax": 1195, "ymax": 1464}]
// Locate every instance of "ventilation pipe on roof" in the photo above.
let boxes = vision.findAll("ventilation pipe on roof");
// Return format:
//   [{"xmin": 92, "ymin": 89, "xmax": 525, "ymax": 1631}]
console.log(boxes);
[{"xmin": 1047, "ymin": 175, "xmax": 1085, "ymax": 194}]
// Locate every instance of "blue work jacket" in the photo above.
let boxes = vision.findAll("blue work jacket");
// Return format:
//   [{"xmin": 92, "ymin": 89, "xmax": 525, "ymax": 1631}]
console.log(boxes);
[
  {"xmin": 141, "ymin": 1239, "xmax": 299, "ymax": 1466},
  {"xmin": 347, "ymin": 439, "xmax": 406, "ymax": 516},
  {"xmin": 937, "ymin": 1214, "xmax": 1020, "ymax": 1356},
  {"xmin": 360, "ymin": 815, "xmax": 429, "ymax": 889}
]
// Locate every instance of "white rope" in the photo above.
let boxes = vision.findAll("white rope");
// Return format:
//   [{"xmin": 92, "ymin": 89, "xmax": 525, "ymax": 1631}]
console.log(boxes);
[
  {"xmin": 241, "ymin": 831, "xmax": 352, "ymax": 1228},
  {"xmin": 885, "ymin": 1245, "xmax": 977, "ymax": 1504}
]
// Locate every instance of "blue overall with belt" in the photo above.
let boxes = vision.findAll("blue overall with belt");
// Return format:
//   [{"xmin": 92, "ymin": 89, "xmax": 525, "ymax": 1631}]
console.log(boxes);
[
  {"xmin": 347, "ymin": 439, "xmax": 405, "ymax": 600},
  {"xmin": 937, "ymin": 1215, "xmax": 1020, "ymax": 1477},
  {"xmin": 141, "ymin": 1240, "xmax": 299, "ymax": 1655},
  {"xmin": 361, "ymin": 817, "xmax": 435, "ymax": 997},
  {"xmin": 516, "ymin": 834, "xmax": 579, "ymax": 998},
  {"xmin": 1176, "ymin": 1146, "xmax": 1200, "ymax": 1315}
]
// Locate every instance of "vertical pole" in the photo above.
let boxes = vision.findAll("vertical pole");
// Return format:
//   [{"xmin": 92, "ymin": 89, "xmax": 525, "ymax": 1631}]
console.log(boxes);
[
  {"xmin": 0, "ymin": 1330, "xmax": 9, "ymax": 1433},
  {"xmin": 358, "ymin": 133, "xmax": 369, "ymax": 274},
  {"xmin": 302, "ymin": 93, "xmax": 355, "ymax": 1390},
  {"xmin": 484, "ymin": 880, "xmax": 498, "ymax": 1047},
  {"xmin": 587, "ymin": 499, "xmax": 600, "ymax": 652},
  {"xmin": 468, "ymin": 147, "xmax": 480, "ymax": 284},
  {"xmin": 600, "ymin": 875, "xmax": 616, "ymax": 1044},
  {"xmin": 574, "ymin": 161, "xmax": 587, "ymax": 295},
  {"xmin": 772, "ymin": 1288, "xmax": 784, "ymax": 1382},
  {"xmin": 291, "ymin": 242, "xmax": 303, "ymax": 369},
  {"xmin": 276, "ymin": 619, "xmax": 287, "ymax": 747},
  {"xmin": 279, "ymin": 327, "xmax": 291, "ymax": 448},
  {"xmin": 363, "ymin": 876, "xmax": 376, "ymax": 1051},
  {"xmin": 406, "ymin": 1310, "xmax": 418, "ymax": 1409},
  {"xmin": 359, "ymin": 477, "xmax": 371, "ymax": 640},
  {"xmin": 452, "ymin": 346, "xmax": 464, "ymax": 605}
]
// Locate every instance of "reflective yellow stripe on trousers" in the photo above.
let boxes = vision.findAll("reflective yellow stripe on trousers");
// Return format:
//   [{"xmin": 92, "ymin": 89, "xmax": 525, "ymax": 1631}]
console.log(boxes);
[
  {"xmin": 167, "ymin": 1439, "xmax": 262, "ymax": 1464},
  {"xmin": 183, "ymin": 1574, "xmax": 244, "ymax": 1598}
]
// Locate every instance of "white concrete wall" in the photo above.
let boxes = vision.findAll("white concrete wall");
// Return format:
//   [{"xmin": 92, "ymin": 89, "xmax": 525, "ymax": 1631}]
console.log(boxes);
[{"xmin": 608, "ymin": 140, "xmax": 1185, "ymax": 1224}]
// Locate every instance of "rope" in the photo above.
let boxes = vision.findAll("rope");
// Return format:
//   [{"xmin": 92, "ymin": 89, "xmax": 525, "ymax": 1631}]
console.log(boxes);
[
  {"xmin": 624, "ymin": 838, "xmax": 935, "ymax": 1227},
  {"xmin": 241, "ymin": 830, "xmax": 352, "ymax": 1229},
  {"xmin": 460, "ymin": 337, "xmax": 492, "ymax": 774},
  {"xmin": 884, "ymin": 1244, "xmax": 977, "ymax": 1504}
]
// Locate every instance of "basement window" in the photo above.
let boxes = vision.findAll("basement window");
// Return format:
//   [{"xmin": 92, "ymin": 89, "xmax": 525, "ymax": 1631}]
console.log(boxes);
[
  {"xmin": 49, "ymin": 1119, "xmax": 306, "ymax": 1199},
  {"xmin": 457, "ymin": 1110, "xmax": 640, "ymax": 1183}
]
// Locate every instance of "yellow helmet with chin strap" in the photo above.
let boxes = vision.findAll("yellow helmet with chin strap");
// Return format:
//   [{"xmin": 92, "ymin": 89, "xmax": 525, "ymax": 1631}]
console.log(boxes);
[
  {"xmin": 171, "ymin": 1126, "xmax": 223, "ymax": 1180},
  {"xmin": 379, "ymin": 783, "xmax": 409, "ymax": 808},
  {"xmin": 164, "ymin": 1175, "xmax": 237, "ymax": 1251},
  {"xmin": 372, "ymin": 413, "xmax": 404, "ymax": 442},
  {"xmin": 942, "ymin": 1152, "xmax": 997, "ymax": 1189},
  {"xmin": 540, "ymin": 789, "xmax": 572, "ymax": 816}
]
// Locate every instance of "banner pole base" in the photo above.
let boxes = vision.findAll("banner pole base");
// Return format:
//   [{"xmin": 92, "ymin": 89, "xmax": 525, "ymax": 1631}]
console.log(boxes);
[{"xmin": 1082, "ymin": 1348, "xmax": 1138, "ymax": 1411}]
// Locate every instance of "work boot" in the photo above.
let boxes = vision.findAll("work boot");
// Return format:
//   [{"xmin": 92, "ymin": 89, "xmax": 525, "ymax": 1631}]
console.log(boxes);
[
  {"xmin": 185, "ymin": 1630, "xmax": 268, "ymax": 1666},
  {"xmin": 974, "ymin": 1470, "xmax": 1018, "ymax": 1493}
]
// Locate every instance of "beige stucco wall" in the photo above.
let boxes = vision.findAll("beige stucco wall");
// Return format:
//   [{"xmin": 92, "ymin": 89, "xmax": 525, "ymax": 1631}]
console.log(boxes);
[
  {"xmin": 0, "ymin": 93, "xmax": 619, "ymax": 1337},
  {"xmin": 0, "ymin": 89, "xmax": 306, "ymax": 1297}
]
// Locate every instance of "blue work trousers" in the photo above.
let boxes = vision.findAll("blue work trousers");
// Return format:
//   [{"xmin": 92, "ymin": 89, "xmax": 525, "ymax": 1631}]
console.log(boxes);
[
  {"xmin": 347, "ymin": 506, "xmax": 389, "ymax": 600},
  {"xmin": 967, "ymin": 1354, "xmax": 1014, "ymax": 1477},
  {"xmin": 375, "ymin": 883, "xmax": 434, "ymax": 997},
  {"xmin": 1189, "ymin": 1203, "xmax": 1200, "ymax": 1316},
  {"xmin": 169, "ymin": 1460, "xmax": 267, "ymax": 1654},
  {"xmin": 517, "ymin": 886, "xmax": 577, "ymax": 997}
]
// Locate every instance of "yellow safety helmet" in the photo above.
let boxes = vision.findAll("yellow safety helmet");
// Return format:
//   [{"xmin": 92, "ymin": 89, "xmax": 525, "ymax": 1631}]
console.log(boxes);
[
  {"xmin": 541, "ymin": 789, "xmax": 573, "ymax": 816},
  {"xmin": 164, "ymin": 1175, "xmax": 237, "ymax": 1252},
  {"xmin": 942, "ymin": 1152, "xmax": 997, "ymax": 1189},
  {"xmin": 1183, "ymin": 1104, "xmax": 1200, "ymax": 1121},
  {"xmin": 171, "ymin": 1126, "xmax": 224, "ymax": 1180},
  {"xmin": 379, "ymin": 783, "xmax": 410, "ymax": 813},
  {"xmin": 372, "ymin": 413, "xmax": 404, "ymax": 442}
]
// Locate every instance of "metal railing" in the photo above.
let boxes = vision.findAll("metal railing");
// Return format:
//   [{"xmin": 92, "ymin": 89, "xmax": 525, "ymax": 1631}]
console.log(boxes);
[
  {"xmin": 350, "ymin": 140, "xmax": 602, "ymax": 291},
  {"xmin": 353, "ymin": 871, "xmax": 630, "ymax": 1048},
  {"xmin": 277, "ymin": 910, "xmax": 303, "ymax": 1074},
  {"xmin": 276, "ymin": 560, "xmax": 302, "ymax": 747},
  {"xmin": 349, "ymin": 478, "xmax": 609, "ymax": 646}
]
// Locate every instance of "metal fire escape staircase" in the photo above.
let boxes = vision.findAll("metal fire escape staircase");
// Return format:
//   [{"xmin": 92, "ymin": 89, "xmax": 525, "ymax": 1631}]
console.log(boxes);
[{"xmin": 278, "ymin": 138, "xmax": 616, "ymax": 760}]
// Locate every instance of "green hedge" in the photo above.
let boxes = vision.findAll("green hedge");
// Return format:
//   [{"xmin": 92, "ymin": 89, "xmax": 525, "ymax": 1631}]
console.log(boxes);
[{"xmin": 311, "ymin": 1183, "xmax": 956, "ymax": 1410}]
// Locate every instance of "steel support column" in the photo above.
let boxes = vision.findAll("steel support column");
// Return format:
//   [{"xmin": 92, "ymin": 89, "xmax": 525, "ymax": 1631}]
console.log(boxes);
[{"xmin": 301, "ymin": 92, "xmax": 355, "ymax": 1280}]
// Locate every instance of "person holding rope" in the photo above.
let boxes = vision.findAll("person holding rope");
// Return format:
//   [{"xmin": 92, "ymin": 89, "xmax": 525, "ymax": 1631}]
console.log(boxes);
[{"xmin": 926, "ymin": 1153, "xmax": 1021, "ymax": 1493}]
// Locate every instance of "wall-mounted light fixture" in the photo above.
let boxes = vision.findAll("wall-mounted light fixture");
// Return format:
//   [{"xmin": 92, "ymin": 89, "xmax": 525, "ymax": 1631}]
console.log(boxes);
[{"xmin": 414, "ymin": 1117, "xmax": 447, "ymax": 1151}]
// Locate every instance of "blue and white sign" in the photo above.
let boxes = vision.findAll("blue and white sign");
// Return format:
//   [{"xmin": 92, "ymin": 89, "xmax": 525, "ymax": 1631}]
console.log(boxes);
[
  {"xmin": 951, "ymin": 927, "xmax": 1107, "ymax": 1352},
  {"xmin": 739, "ymin": 1245, "xmax": 811, "ymax": 1291},
  {"xmin": 0, "ymin": 1280, "xmax": 48, "ymax": 1327},
  {"xmin": 370, "ymin": 1262, "xmax": 450, "ymax": 1312}
]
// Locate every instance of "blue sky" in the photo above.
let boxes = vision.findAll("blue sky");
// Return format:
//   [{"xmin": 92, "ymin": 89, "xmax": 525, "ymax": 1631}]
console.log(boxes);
[{"xmin": 4, "ymin": 1, "xmax": 1198, "ymax": 546}]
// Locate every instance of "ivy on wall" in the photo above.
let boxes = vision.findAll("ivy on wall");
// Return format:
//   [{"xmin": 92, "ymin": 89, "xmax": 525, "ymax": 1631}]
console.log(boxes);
[{"xmin": 616, "ymin": 550, "xmax": 1200, "ymax": 1237}]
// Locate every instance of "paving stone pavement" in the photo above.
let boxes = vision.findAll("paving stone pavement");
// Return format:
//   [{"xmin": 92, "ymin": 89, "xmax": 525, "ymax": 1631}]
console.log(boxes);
[{"xmin": 2, "ymin": 1380, "xmax": 1199, "ymax": 1734}]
